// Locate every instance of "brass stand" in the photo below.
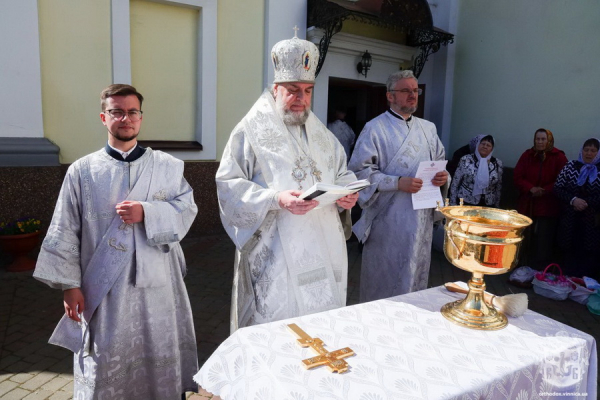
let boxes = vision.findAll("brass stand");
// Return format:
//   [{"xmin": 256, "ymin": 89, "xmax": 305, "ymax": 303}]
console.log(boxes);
[{"xmin": 440, "ymin": 273, "xmax": 507, "ymax": 330}]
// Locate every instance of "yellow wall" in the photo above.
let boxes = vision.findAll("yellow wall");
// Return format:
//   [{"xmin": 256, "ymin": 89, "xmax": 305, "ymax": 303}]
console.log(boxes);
[
  {"xmin": 38, "ymin": 1, "xmax": 112, "ymax": 163},
  {"xmin": 130, "ymin": 0, "xmax": 198, "ymax": 141},
  {"xmin": 216, "ymin": 0, "xmax": 265, "ymax": 161},
  {"xmin": 39, "ymin": 0, "xmax": 264, "ymax": 163}
]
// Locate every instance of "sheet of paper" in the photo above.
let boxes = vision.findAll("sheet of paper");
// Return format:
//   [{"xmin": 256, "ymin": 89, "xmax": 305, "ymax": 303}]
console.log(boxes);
[{"xmin": 412, "ymin": 160, "xmax": 448, "ymax": 210}]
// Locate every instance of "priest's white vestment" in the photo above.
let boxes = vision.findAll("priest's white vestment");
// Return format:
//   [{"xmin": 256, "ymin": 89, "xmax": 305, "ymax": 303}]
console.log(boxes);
[
  {"xmin": 349, "ymin": 111, "xmax": 446, "ymax": 302},
  {"xmin": 34, "ymin": 148, "xmax": 198, "ymax": 399},
  {"xmin": 216, "ymin": 90, "xmax": 357, "ymax": 332}
]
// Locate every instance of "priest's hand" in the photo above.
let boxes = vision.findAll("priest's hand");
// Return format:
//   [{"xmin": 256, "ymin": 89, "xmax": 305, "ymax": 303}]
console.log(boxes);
[
  {"xmin": 278, "ymin": 190, "xmax": 318, "ymax": 215},
  {"xmin": 398, "ymin": 177, "xmax": 423, "ymax": 193},
  {"xmin": 64, "ymin": 288, "xmax": 85, "ymax": 322},
  {"xmin": 116, "ymin": 201, "xmax": 145, "ymax": 224},
  {"xmin": 336, "ymin": 192, "xmax": 358, "ymax": 209},
  {"xmin": 431, "ymin": 170, "xmax": 449, "ymax": 187}
]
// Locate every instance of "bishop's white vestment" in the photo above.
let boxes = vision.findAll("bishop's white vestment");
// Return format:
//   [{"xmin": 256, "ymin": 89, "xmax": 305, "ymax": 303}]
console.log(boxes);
[
  {"xmin": 34, "ymin": 147, "xmax": 198, "ymax": 399},
  {"xmin": 349, "ymin": 111, "xmax": 446, "ymax": 302},
  {"xmin": 216, "ymin": 90, "xmax": 357, "ymax": 332}
]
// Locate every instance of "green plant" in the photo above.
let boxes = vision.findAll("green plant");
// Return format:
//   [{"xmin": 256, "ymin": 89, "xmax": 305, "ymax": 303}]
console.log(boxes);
[{"xmin": 0, "ymin": 217, "xmax": 41, "ymax": 235}]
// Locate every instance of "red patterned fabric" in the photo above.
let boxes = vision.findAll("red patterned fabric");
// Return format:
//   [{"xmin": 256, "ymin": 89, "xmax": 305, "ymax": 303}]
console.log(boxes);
[{"xmin": 513, "ymin": 147, "xmax": 568, "ymax": 217}]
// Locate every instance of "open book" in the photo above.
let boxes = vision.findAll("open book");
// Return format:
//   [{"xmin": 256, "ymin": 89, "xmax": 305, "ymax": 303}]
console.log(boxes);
[{"xmin": 298, "ymin": 179, "xmax": 370, "ymax": 206}]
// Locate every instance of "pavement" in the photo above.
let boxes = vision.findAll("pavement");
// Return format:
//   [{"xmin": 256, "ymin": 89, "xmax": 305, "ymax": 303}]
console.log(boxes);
[{"xmin": 1, "ymin": 233, "xmax": 600, "ymax": 399}]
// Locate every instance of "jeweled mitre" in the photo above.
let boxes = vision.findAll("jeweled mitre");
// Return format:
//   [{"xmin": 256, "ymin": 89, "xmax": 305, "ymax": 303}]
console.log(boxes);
[{"xmin": 271, "ymin": 36, "xmax": 319, "ymax": 84}]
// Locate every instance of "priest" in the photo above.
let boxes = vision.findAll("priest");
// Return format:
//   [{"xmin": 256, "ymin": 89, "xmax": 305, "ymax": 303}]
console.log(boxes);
[
  {"xmin": 216, "ymin": 33, "xmax": 358, "ymax": 332},
  {"xmin": 34, "ymin": 84, "xmax": 199, "ymax": 399},
  {"xmin": 349, "ymin": 70, "xmax": 448, "ymax": 302}
]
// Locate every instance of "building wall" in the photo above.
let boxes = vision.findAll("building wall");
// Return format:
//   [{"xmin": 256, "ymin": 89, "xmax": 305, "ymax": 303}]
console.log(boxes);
[
  {"xmin": 0, "ymin": 0, "xmax": 265, "ymax": 238},
  {"xmin": 450, "ymin": 0, "xmax": 600, "ymax": 167},
  {"xmin": 216, "ymin": 0, "xmax": 265, "ymax": 160},
  {"xmin": 38, "ymin": 1, "xmax": 112, "ymax": 163}
]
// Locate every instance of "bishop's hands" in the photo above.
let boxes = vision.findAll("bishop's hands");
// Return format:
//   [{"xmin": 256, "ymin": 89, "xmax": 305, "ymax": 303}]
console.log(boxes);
[
  {"xmin": 64, "ymin": 288, "xmax": 85, "ymax": 322},
  {"xmin": 116, "ymin": 201, "xmax": 144, "ymax": 224},
  {"xmin": 278, "ymin": 190, "xmax": 319, "ymax": 215},
  {"xmin": 336, "ymin": 192, "xmax": 359, "ymax": 209}
]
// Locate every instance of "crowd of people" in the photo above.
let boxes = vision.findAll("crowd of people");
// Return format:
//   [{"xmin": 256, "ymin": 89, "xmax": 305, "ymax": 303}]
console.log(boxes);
[{"xmin": 31, "ymin": 33, "xmax": 598, "ymax": 399}]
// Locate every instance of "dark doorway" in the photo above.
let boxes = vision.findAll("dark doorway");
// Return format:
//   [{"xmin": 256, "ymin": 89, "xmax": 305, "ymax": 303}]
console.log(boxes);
[
  {"xmin": 327, "ymin": 77, "xmax": 426, "ymax": 136},
  {"xmin": 327, "ymin": 78, "xmax": 387, "ymax": 136}
]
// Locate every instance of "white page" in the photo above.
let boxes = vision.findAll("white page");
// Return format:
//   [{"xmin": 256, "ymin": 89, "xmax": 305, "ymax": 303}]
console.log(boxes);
[{"xmin": 412, "ymin": 160, "xmax": 448, "ymax": 210}]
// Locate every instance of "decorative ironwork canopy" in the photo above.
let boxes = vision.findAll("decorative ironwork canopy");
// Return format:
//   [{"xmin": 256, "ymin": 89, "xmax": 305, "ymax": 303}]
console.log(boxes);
[{"xmin": 307, "ymin": 0, "xmax": 454, "ymax": 78}]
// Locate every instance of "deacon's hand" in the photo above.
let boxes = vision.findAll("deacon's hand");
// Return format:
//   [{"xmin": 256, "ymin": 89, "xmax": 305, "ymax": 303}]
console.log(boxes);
[
  {"xmin": 573, "ymin": 197, "xmax": 588, "ymax": 211},
  {"xmin": 64, "ymin": 288, "xmax": 85, "ymax": 322},
  {"xmin": 279, "ymin": 190, "xmax": 318, "ymax": 215},
  {"xmin": 398, "ymin": 177, "xmax": 423, "ymax": 193},
  {"xmin": 530, "ymin": 186, "xmax": 545, "ymax": 197},
  {"xmin": 336, "ymin": 192, "xmax": 359, "ymax": 209},
  {"xmin": 116, "ymin": 201, "xmax": 144, "ymax": 224},
  {"xmin": 431, "ymin": 170, "xmax": 449, "ymax": 187}
]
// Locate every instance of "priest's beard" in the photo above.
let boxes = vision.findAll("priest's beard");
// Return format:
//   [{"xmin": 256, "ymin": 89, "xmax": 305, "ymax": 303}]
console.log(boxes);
[
  {"xmin": 275, "ymin": 99, "xmax": 309, "ymax": 126},
  {"xmin": 400, "ymin": 105, "xmax": 417, "ymax": 115}
]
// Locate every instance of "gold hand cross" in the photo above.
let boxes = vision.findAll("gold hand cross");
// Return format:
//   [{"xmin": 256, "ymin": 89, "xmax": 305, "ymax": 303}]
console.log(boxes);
[{"xmin": 287, "ymin": 323, "xmax": 354, "ymax": 373}]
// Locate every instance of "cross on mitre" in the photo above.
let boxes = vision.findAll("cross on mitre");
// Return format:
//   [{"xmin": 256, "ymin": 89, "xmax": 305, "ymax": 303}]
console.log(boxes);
[{"xmin": 293, "ymin": 25, "xmax": 299, "ymax": 38}]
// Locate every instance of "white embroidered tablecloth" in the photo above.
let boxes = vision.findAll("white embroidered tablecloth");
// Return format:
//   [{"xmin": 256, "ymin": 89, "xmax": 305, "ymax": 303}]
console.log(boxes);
[{"xmin": 194, "ymin": 285, "xmax": 597, "ymax": 400}]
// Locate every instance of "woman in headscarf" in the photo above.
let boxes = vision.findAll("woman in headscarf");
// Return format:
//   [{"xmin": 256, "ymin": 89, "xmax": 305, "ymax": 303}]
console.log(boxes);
[
  {"xmin": 450, "ymin": 135, "xmax": 502, "ymax": 207},
  {"xmin": 513, "ymin": 128, "xmax": 568, "ymax": 268},
  {"xmin": 554, "ymin": 138, "xmax": 600, "ymax": 279}
]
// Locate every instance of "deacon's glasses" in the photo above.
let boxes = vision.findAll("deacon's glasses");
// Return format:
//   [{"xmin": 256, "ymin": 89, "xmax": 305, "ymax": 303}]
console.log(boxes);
[{"xmin": 104, "ymin": 109, "xmax": 143, "ymax": 121}]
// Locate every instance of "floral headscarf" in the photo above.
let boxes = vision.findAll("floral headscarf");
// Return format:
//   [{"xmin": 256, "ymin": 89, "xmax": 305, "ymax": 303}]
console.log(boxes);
[
  {"xmin": 473, "ymin": 135, "xmax": 495, "ymax": 196},
  {"xmin": 532, "ymin": 128, "xmax": 555, "ymax": 161},
  {"xmin": 577, "ymin": 138, "xmax": 600, "ymax": 186},
  {"xmin": 469, "ymin": 134, "xmax": 485, "ymax": 153}
]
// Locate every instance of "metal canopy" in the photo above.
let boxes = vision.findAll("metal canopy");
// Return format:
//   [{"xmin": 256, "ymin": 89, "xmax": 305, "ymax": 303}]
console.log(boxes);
[{"xmin": 307, "ymin": 0, "xmax": 454, "ymax": 78}]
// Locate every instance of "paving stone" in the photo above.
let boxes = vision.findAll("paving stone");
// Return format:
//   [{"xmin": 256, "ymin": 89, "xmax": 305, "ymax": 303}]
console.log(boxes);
[
  {"xmin": 0, "ymin": 388, "xmax": 31, "ymax": 400},
  {"xmin": 40, "ymin": 377, "xmax": 70, "ymax": 392},
  {"xmin": 13, "ymin": 341, "xmax": 46, "ymax": 358},
  {"xmin": 8, "ymin": 373, "xmax": 34, "ymax": 384},
  {"xmin": 1, "ymin": 362, "xmax": 32, "ymax": 374},
  {"xmin": 48, "ymin": 392, "xmax": 73, "ymax": 400},
  {"xmin": 0, "ymin": 375, "xmax": 11, "ymax": 384},
  {"xmin": 21, "ymin": 372, "xmax": 57, "ymax": 391},
  {"xmin": 22, "ymin": 389, "xmax": 53, "ymax": 400},
  {"xmin": 0, "ymin": 381, "xmax": 18, "ymax": 397},
  {"xmin": 0, "ymin": 356, "xmax": 20, "ymax": 370}
]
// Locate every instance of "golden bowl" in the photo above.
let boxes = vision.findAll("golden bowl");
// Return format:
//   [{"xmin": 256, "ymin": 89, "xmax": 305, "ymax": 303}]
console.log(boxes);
[{"xmin": 437, "ymin": 203, "xmax": 532, "ymax": 330}]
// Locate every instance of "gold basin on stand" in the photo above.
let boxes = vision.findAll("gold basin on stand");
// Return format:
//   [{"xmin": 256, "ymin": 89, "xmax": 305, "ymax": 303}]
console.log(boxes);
[{"xmin": 437, "ymin": 202, "xmax": 532, "ymax": 330}]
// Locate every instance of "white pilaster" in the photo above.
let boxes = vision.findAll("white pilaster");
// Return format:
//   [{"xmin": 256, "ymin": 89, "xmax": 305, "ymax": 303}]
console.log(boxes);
[{"xmin": 0, "ymin": 0, "xmax": 44, "ymax": 138}]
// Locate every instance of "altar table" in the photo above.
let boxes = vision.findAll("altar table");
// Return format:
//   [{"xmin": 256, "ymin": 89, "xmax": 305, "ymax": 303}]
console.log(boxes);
[{"xmin": 194, "ymin": 285, "xmax": 597, "ymax": 400}]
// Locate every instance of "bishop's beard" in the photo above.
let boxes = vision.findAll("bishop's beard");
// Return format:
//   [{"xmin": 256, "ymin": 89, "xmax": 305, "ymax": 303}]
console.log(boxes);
[{"xmin": 275, "ymin": 99, "xmax": 309, "ymax": 126}]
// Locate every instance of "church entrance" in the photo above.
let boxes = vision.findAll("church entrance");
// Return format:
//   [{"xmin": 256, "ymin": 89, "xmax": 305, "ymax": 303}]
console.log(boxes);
[
  {"xmin": 326, "ymin": 77, "xmax": 387, "ymax": 136},
  {"xmin": 326, "ymin": 77, "xmax": 426, "ymax": 144}
]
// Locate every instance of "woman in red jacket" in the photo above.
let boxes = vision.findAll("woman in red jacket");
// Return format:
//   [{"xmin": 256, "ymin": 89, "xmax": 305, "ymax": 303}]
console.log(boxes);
[{"xmin": 514, "ymin": 128, "xmax": 567, "ymax": 268}]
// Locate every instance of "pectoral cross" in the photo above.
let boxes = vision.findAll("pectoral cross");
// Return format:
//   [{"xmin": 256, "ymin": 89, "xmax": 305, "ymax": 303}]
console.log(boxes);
[{"xmin": 287, "ymin": 323, "xmax": 354, "ymax": 373}]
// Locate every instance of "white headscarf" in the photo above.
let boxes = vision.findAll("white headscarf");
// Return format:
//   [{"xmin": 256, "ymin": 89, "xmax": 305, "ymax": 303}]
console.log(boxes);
[{"xmin": 473, "ymin": 136, "xmax": 494, "ymax": 196}]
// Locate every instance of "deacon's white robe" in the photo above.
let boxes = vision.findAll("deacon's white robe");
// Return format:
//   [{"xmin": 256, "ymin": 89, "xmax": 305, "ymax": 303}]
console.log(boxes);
[
  {"xmin": 34, "ymin": 148, "xmax": 198, "ymax": 400},
  {"xmin": 327, "ymin": 120, "xmax": 355, "ymax": 159},
  {"xmin": 349, "ymin": 111, "xmax": 446, "ymax": 302},
  {"xmin": 216, "ymin": 90, "xmax": 356, "ymax": 332}
]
